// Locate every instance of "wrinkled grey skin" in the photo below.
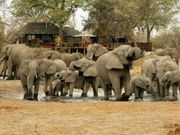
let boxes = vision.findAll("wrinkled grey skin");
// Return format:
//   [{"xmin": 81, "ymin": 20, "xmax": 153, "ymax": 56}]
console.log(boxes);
[
  {"xmin": 164, "ymin": 70, "xmax": 180, "ymax": 98},
  {"xmin": 96, "ymin": 45, "xmax": 144, "ymax": 101},
  {"xmin": 130, "ymin": 75, "xmax": 151, "ymax": 99},
  {"xmin": 154, "ymin": 47, "xmax": 179, "ymax": 65},
  {"xmin": 19, "ymin": 59, "xmax": 66, "ymax": 100},
  {"xmin": 141, "ymin": 55, "xmax": 173, "ymax": 97},
  {"xmin": 69, "ymin": 58, "xmax": 100, "ymax": 97},
  {"xmin": 52, "ymin": 70, "xmax": 86, "ymax": 97},
  {"xmin": 42, "ymin": 50, "xmax": 61, "ymax": 60},
  {"xmin": 0, "ymin": 45, "xmax": 34, "ymax": 80},
  {"xmin": 86, "ymin": 43, "xmax": 108, "ymax": 61},
  {"xmin": 61, "ymin": 53, "xmax": 83, "ymax": 67},
  {"xmin": 156, "ymin": 61, "xmax": 178, "ymax": 99}
]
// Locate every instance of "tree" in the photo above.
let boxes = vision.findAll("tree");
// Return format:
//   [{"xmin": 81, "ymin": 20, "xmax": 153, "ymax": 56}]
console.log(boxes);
[
  {"xmin": 84, "ymin": 0, "xmax": 179, "ymax": 44},
  {"xmin": 127, "ymin": 0, "xmax": 179, "ymax": 43},
  {"xmin": 10, "ymin": 0, "xmax": 85, "ymax": 42},
  {"xmin": 0, "ymin": 17, "xmax": 5, "ymax": 49}
]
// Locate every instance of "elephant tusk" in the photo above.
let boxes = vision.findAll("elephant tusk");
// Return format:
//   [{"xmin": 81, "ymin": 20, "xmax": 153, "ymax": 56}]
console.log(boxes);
[
  {"xmin": 35, "ymin": 71, "xmax": 38, "ymax": 78},
  {"xmin": 27, "ymin": 75, "xmax": 30, "ymax": 79}
]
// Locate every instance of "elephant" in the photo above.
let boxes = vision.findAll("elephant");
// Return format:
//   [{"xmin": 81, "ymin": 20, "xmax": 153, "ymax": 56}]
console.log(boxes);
[
  {"xmin": 141, "ymin": 55, "xmax": 173, "ymax": 97},
  {"xmin": 156, "ymin": 61, "xmax": 179, "ymax": 99},
  {"xmin": 60, "ymin": 52, "xmax": 83, "ymax": 67},
  {"xmin": 19, "ymin": 59, "xmax": 66, "ymax": 100},
  {"xmin": 164, "ymin": 70, "xmax": 180, "ymax": 99},
  {"xmin": 86, "ymin": 43, "xmax": 108, "ymax": 61},
  {"xmin": 0, "ymin": 44, "xmax": 34, "ymax": 80},
  {"xmin": 130, "ymin": 75, "xmax": 151, "ymax": 100},
  {"xmin": 52, "ymin": 70, "xmax": 87, "ymax": 97},
  {"xmin": 96, "ymin": 45, "xmax": 144, "ymax": 101},
  {"xmin": 42, "ymin": 50, "xmax": 62, "ymax": 60},
  {"xmin": 154, "ymin": 47, "xmax": 179, "ymax": 65},
  {"xmin": 69, "ymin": 58, "xmax": 100, "ymax": 97}
]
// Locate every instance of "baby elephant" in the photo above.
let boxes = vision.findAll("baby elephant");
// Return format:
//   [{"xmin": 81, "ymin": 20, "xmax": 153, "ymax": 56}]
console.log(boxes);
[
  {"xmin": 130, "ymin": 75, "xmax": 151, "ymax": 100},
  {"xmin": 52, "ymin": 70, "xmax": 86, "ymax": 97}
]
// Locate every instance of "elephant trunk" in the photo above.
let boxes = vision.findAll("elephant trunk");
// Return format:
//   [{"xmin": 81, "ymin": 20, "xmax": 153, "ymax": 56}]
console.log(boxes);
[{"xmin": 27, "ymin": 70, "xmax": 37, "ymax": 100}]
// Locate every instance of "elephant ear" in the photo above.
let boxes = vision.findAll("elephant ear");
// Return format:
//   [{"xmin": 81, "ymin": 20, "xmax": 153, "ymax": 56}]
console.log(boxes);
[
  {"xmin": 7, "ymin": 45, "xmax": 13, "ymax": 56},
  {"xmin": 46, "ymin": 62, "xmax": 57, "ymax": 74},
  {"xmin": 134, "ymin": 76, "xmax": 144, "ymax": 88},
  {"xmin": 65, "ymin": 71, "xmax": 77, "ymax": 83},
  {"xmin": 74, "ymin": 60, "xmax": 83, "ymax": 68},
  {"xmin": 74, "ymin": 53, "xmax": 83, "ymax": 60},
  {"xmin": 106, "ymin": 53, "xmax": 124, "ymax": 69},
  {"xmin": 20, "ymin": 60, "xmax": 30, "ymax": 76},
  {"xmin": 95, "ymin": 46, "xmax": 108, "ymax": 57},
  {"xmin": 83, "ymin": 64, "xmax": 98, "ymax": 77}
]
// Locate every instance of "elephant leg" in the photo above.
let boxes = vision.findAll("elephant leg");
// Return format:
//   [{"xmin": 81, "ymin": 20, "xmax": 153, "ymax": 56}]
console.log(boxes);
[
  {"xmin": 109, "ymin": 72, "xmax": 121, "ymax": 101},
  {"xmin": 44, "ymin": 76, "xmax": 49, "ymax": 96},
  {"xmin": 7, "ymin": 57, "xmax": 14, "ymax": 80},
  {"xmin": 62, "ymin": 83, "xmax": 69, "ymax": 96},
  {"xmin": 22, "ymin": 85, "xmax": 28, "ymax": 100},
  {"xmin": 100, "ymin": 80, "xmax": 109, "ymax": 100},
  {"xmin": 165, "ymin": 85, "xmax": 170, "ymax": 96},
  {"xmin": 120, "ymin": 71, "xmax": 132, "ymax": 101},
  {"xmin": 69, "ymin": 82, "xmax": 75, "ymax": 97},
  {"xmin": 159, "ymin": 85, "xmax": 164, "ymax": 98},
  {"xmin": 33, "ymin": 79, "xmax": 40, "ymax": 101},
  {"xmin": 82, "ymin": 80, "xmax": 90, "ymax": 97},
  {"xmin": 59, "ymin": 82, "xmax": 64, "ymax": 96},
  {"xmin": 172, "ymin": 84, "xmax": 178, "ymax": 99},
  {"xmin": 47, "ymin": 76, "xmax": 54, "ymax": 96},
  {"xmin": 92, "ymin": 78, "xmax": 98, "ymax": 97},
  {"xmin": 134, "ymin": 87, "xmax": 139, "ymax": 99},
  {"xmin": 140, "ymin": 90, "xmax": 144, "ymax": 99}
]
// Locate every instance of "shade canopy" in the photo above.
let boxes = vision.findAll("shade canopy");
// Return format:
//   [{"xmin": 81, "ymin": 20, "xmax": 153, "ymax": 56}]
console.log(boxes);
[{"xmin": 73, "ymin": 33, "xmax": 96, "ymax": 37}]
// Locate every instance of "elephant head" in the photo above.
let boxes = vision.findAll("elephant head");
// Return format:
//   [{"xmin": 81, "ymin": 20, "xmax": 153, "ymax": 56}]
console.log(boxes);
[
  {"xmin": 0, "ymin": 45, "xmax": 13, "ymax": 63},
  {"xmin": 55, "ymin": 70, "xmax": 77, "ymax": 83},
  {"xmin": 86, "ymin": 43, "xmax": 108, "ymax": 60},
  {"xmin": 134, "ymin": 76, "xmax": 151, "ymax": 90},
  {"xmin": 72, "ymin": 53, "xmax": 83, "ymax": 60},
  {"xmin": 20, "ymin": 59, "xmax": 58, "ymax": 99},
  {"xmin": 107, "ymin": 45, "xmax": 143, "ymax": 70},
  {"xmin": 70, "ymin": 59, "xmax": 98, "ymax": 77},
  {"xmin": 163, "ymin": 71, "xmax": 173, "ymax": 83}
]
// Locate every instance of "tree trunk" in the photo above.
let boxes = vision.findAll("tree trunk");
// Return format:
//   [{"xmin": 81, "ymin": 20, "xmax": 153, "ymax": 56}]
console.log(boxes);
[
  {"xmin": 147, "ymin": 29, "xmax": 151, "ymax": 43},
  {"xmin": 59, "ymin": 24, "xmax": 63, "ymax": 47}
]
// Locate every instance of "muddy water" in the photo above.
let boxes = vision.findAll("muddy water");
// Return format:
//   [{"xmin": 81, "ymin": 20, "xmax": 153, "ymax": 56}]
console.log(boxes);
[{"xmin": 0, "ymin": 78, "xmax": 179, "ymax": 102}]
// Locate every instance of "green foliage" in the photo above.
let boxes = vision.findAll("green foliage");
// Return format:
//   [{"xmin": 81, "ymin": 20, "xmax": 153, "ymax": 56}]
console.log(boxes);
[
  {"xmin": 0, "ymin": 17, "xmax": 5, "ymax": 49},
  {"xmin": 152, "ymin": 25, "xmax": 180, "ymax": 50},
  {"xmin": 84, "ymin": 0, "xmax": 179, "ymax": 43},
  {"xmin": 10, "ymin": 0, "xmax": 86, "ymax": 40}
]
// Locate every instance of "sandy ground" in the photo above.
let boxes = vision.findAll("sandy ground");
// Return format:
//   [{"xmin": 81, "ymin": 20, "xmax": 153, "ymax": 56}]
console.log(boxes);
[{"xmin": 1, "ymin": 58, "xmax": 180, "ymax": 135}]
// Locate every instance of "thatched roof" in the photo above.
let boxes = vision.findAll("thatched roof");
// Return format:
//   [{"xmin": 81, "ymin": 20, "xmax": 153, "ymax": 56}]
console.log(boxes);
[
  {"xmin": 63, "ymin": 25, "xmax": 80, "ymax": 37},
  {"xmin": 20, "ymin": 22, "xmax": 59, "ymax": 35}
]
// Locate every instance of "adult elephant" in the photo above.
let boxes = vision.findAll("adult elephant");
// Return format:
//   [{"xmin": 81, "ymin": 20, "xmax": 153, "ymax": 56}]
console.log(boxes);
[
  {"xmin": 0, "ymin": 44, "xmax": 34, "ymax": 80},
  {"xmin": 70, "ymin": 58, "xmax": 100, "ymax": 97},
  {"xmin": 19, "ymin": 59, "xmax": 66, "ymax": 100},
  {"xmin": 42, "ymin": 50, "xmax": 61, "ymax": 60},
  {"xmin": 154, "ymin": 47, "xmax": 179, "ymax": 65},
  {"xmin": 96, "ymin": 45, "xmax": 143, "ymax": 101},
  {"xmin": 86, "ymin": 43, "xmax": 108, "ymax": 61},
  {"xmin": 60, "ymin": 53, "xmax": 83, "ymax": 67}
]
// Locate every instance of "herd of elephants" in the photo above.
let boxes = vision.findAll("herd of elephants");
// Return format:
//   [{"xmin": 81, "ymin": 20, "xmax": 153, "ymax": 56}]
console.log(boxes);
[{"xmin": 0, "ymin": 43, "xmax": 179, "ymax": 101}]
